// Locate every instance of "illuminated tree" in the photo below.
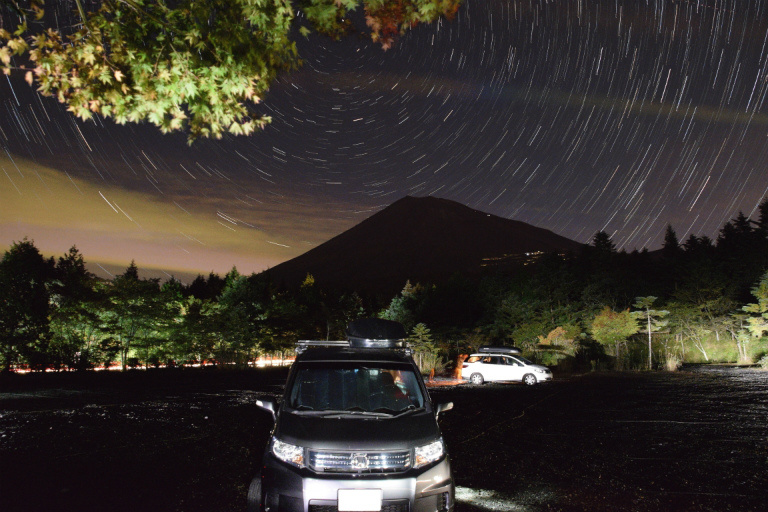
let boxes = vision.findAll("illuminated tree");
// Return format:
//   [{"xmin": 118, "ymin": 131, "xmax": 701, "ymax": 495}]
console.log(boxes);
[
  {"xmin": 742, "ymin": 271, "xmax": 768, "ymax": 340},
  {"xmin": 380, "ymin": 280, "xmax": 422, "ymax": 331},
  {"xmin": 147, "ymin": 277, "xmax": 185, "ymax": 366},
  {"xmin": 216, "ymin": 271, "xmax": 299, "ymax": 364},
  {"xmin": 668, "ymin": 304, "xmax": 711, "ymax": 361},
  {"xmin": 173, "ymin": 296, "xmax": 222, "ymax": 365},
  {"xmin": 511, "ymin": 320, "xmax": 549, "ymax": 353},
  {"xmin": 1, "ymin": 0, "xmax": 463, "ymax": 142},
  {"xmin": 257, "ymin": 289, "xmax": 303, "ymax": 361},
  {"xmin": 408, "ymin": 322, "xmax": 441, "ymax": 375},
  {"xmin": 589, "ymin": 307, "xmax": 639, "ymax": 365},
  {"xmin": 101, "ymin": 261, "xmax": 168, "ymax": 369},
  {"xmin": 215, "ymin": 270, "xmax": 263, "ymax": 364},
  {"xmin": 48, "ymin": 246, "xmax": 107, "ymax": 370},
  {"xmin": 537, "ymin": 325, "xmax": 579, "ymax": 355},
  {"xmin": 632, "ymin": 296, "xmax": 669, "ymax": 370}
]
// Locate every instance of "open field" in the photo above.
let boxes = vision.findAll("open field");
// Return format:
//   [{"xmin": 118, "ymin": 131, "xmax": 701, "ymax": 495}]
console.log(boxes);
[{"xmin": 1, "ymin": 366, "xmax": 766, "ymax": 511}]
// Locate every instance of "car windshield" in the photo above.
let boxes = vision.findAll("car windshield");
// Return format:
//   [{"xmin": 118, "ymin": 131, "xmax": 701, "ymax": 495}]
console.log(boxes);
[{"xmin": 287, "ymin": 362, "xmax": 425, "ymax": 414}]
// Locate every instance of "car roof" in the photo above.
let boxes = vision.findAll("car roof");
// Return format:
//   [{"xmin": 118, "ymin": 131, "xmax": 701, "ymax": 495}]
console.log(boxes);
[
  {"xmin": 478, "ymin": 345, "xmax": 521, "ymax": 354},
  {"xmin": 295, "ymin": 347, "xmax": 413, "ymax": 364},
  {"xmin": 469, "ymin": 352, "xmax": 520, "ymax": 357}
]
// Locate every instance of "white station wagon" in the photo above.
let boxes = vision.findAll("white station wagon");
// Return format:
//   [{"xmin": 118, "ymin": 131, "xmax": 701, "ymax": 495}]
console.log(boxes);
[{"xmin": 461, "ymin": 346, "xmax": 553, "ymax": 386}]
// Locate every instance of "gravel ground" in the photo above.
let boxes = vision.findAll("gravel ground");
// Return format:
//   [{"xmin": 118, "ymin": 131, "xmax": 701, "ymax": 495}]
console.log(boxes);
[{"xmin": 1, "ymin": 365, "xmax": 766, "ymax": 511}]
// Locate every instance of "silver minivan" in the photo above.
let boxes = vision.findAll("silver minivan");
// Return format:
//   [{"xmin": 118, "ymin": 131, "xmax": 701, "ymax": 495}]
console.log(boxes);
[{"xmin": 461, "ymin": 346, "xmax": 553, "ymax": 385}]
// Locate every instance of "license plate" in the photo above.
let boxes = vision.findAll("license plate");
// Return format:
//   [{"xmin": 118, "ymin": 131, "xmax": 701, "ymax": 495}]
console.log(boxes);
[{"xmin": 337, "ymin": 489, "xmax": 382, "ymax": 512}]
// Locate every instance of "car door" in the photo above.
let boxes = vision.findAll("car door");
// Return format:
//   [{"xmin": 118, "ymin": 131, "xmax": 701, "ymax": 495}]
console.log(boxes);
[
  {"xmin": 501, "ymin": 356, "xmax": 525, "ymax": 381},
  {"xmin": 479, "ymin": 356, "xmax": 502, "ymax": 381}
]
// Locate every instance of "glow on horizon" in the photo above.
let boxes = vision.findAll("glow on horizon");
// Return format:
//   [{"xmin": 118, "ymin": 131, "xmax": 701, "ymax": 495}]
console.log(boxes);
[{"xmin": 0, "ymin": 153, "xmax": 302, "ymax": 280}]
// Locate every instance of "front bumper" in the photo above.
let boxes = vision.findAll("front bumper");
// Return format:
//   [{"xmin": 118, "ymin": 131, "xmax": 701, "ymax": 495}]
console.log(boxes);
[
  {"xmin": 261, "ymin": 454, "xmax": 454, "ymax": 512},
  {"xmin": 536, "ymin": 372, "xmax": 554, "ymax": 382}
]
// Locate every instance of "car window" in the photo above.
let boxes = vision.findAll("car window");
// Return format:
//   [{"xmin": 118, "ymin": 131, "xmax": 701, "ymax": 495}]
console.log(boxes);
[
  {"xmin": 467, "ymin": 355, "xmax": 483, "ymax": 363},
  {"xmin": 510, "ymin": 356, "xmax": 533, "ymax": 366},
  {"xmin": 287, "ymin": 362, "xmax": 424, "ymax": 413},
  {"xmin": 502, "ymin": 357, "xmax": 518, "ymax": 366}
]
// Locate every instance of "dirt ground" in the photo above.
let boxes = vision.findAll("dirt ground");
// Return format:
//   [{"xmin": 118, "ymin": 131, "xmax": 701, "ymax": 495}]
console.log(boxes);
[{"xmin": 1, "ymin": 365, "xmax": 766, "ymax": 511}]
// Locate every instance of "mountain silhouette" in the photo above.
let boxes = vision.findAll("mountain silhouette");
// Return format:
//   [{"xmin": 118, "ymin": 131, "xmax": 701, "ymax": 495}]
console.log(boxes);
[{"xmin": 265, "ymin": 196, "xmax": 584, "ymax": 295}]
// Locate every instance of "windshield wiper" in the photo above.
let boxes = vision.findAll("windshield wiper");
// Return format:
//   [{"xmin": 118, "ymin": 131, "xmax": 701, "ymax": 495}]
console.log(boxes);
[
  {"xmin": 291, "ymin": 408, "xmax": 391, "ymax": 418},
  {"xmin": 343, "ymin": 406, "xmax": 392, "ymax": 417},
  {"xmin": 393, "ymin": 405, "xmax": 422, "ymax": 417}
]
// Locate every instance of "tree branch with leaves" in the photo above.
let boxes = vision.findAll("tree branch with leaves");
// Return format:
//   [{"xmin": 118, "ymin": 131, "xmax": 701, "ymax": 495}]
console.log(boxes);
[
  {"xmin": 1, "ymin": 0, "xmax": 463, "ymax": 142},
  {"xmin": 589, "ymin": 307, "xmax": 639, "ymax": 367}
]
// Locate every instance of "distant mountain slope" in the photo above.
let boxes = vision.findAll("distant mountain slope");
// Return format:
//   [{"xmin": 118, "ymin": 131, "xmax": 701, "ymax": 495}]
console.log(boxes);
[{"xmin": 265, "ymin": 196, "xmax": 584, "ymax": 295}]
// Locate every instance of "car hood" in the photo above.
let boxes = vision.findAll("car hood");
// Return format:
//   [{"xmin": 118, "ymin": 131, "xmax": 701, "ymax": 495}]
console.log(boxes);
[{"xmin": 275, "ymin": 409, "xmax": 440, "ymax": 451}]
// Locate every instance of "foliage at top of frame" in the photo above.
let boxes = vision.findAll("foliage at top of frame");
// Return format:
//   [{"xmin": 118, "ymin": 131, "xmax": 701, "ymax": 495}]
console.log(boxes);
[{"xmin": 0, "ymin": 0, "xmax": 463, "ymax": 142}]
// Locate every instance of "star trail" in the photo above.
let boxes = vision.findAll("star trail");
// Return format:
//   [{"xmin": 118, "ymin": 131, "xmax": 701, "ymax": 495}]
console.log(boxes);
[{"xmin": 2, "ymin": 0, "xmax": 768, "ymax": 280}]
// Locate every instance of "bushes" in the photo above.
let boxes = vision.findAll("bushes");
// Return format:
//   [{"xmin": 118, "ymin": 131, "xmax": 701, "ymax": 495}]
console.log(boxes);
[{"xmin": 664, "ymin": 354, "xmax": 682, "ymax": 371}]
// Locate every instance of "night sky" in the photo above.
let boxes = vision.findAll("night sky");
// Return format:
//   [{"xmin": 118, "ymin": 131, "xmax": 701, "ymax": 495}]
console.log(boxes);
[{"xmin": 2, "ymin": 0, "xmax": 768, "ymax": 281}]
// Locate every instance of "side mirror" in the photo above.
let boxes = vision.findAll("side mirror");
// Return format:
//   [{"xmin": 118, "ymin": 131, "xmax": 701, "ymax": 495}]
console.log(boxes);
[
  {"xmin": 256, "ymin": 398, "xmax": 277, "ymax": 421},
  {"xmin": 435, "ymin": 402, "xmax": 453, "ymax": 418}
]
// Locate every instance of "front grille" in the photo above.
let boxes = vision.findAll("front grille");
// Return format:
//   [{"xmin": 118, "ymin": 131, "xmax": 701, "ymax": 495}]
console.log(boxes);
[
  {"xmin": 309, "ymin": 500, "xmax": 409, "ymax": 512},
  {"xmin": 308, "ymin": 450, "xmax": 411, "ymax": 473}
]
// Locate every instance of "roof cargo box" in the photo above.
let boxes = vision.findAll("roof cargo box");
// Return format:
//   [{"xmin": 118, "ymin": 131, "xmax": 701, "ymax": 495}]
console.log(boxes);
[
  {"xmin": 478, "ymin": 345, "xmax": 521, "ymax": 354},
  {"xmin": 346, "ymin": 318, "xmax": 407, "ymax": 348}
]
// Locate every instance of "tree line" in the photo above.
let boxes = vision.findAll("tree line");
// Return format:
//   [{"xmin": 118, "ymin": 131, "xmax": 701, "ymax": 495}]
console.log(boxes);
[{"xmin": 2, "ymin": 198, "xmax": 768, "ymax": 373}]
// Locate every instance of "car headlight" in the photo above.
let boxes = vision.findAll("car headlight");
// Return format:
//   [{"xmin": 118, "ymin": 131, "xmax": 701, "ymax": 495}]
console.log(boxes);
[
  {"xmin": 414, "ymin": 438, "xmax": 445, "ymax": 468},
  {"xmin": 533, "ymin": 368, "xmax": 547, "ymax": 373},
  {"xmin": 272, "ymin": 437, "xmax": 305, "ymax": 468}
]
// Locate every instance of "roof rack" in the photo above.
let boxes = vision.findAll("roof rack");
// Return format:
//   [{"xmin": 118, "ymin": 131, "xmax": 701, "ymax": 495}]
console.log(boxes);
[
  {"xmin": 478, "ymin": 345, "xmax": 521, "ymax": 355},
  {"xmin": 296, "ymin": 319, "xmax": 412, "ymax": 354},
  {"xmin": 295, "ymin": 339, "xmax": 412, "ymax": 354},
  {"xmin": 296, "ymin": 340, "xmax": 350, "ymax": 354}
]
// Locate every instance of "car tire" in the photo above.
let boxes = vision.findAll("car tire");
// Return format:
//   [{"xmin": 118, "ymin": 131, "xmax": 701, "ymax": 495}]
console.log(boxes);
[
  {"xmin": 247, "ymin": 473, "xmax": 262, "ymax": 512},
  {"xmin": 470, "ymin": 373, "xmax": 484, "ymax": 385},
  {"xmin": 522, "ymin": 373, "xmax": 537, "ymax": 386}
]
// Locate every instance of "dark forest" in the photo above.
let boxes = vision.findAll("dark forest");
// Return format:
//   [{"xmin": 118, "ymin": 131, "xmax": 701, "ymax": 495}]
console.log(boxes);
[{"xmin": 2, "ymin": 199, "xmax": 768, "ymax": 374}]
